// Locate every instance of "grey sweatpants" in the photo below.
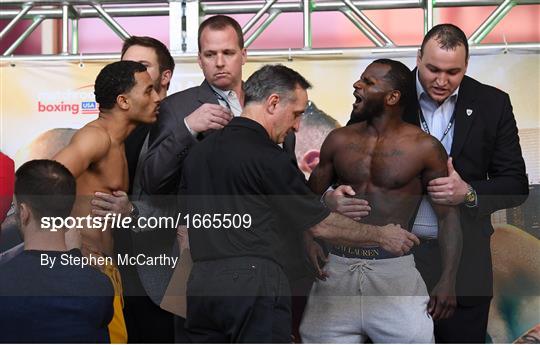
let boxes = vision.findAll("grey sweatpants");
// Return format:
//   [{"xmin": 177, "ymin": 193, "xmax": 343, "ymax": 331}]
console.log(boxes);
[{"xmin": 300, "ymin": 254, "xmax": 434, "ymax": 343}]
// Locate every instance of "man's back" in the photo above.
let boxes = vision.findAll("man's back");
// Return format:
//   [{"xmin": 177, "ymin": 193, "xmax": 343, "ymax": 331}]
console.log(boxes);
[
  {"xmin": 320, "ymin": 121, "xmax": 447, "ymax": 228},
  {"xmin": 182, "ymin": 117, "xmax": 327, "ymax": 265},
  {"xmin": 0, "ymin": 249, "xmax": 114, "ymax": 343}
]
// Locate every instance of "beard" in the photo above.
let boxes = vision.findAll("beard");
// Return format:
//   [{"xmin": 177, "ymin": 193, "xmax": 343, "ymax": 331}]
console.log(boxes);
[{"xmin": 350, "ymin": 97, "xmax": 384, "ymax": 123}]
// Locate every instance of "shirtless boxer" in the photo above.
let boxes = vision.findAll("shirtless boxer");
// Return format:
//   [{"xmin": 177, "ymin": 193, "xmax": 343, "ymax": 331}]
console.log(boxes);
[
  {"xmin": 53, "ymin": 60, "xmax": 160, "ymax": 343},
  {"xmin": 300, "ymin": 59, "xmax": 462, "ymax": 343}
]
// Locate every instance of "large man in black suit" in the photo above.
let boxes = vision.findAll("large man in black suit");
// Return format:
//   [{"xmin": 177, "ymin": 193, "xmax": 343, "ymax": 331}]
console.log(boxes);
[
  {"xmin": 333, "ymin": 24, "xmax": 528, "ymax": 343},
  {"xmin": 407, "ymin": 24, "xmax": 528, "ymax": 343}
]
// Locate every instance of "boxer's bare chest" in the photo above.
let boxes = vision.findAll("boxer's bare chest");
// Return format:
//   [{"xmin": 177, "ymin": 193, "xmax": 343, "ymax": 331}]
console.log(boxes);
[
  {"xmin": 89, "ymin": 144, "xmax": 129, "ymax": 193},
  {"xmin": 333, "ymin": 133, "xmax": 423, "ymax": 194}
]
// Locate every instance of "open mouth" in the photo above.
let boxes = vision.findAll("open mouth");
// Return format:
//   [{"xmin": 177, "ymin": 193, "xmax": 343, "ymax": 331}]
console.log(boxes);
[
  {"xmin": 353, "ymin": 92, "xmax": 364, "ymax": 106},
  {"xmin": 432, "ymin": 86, "xmax": 447, "ymax": 95}
]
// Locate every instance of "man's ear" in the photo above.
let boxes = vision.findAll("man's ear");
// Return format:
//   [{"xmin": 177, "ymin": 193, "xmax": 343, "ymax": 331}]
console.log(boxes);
[
  {"xmin": 386, "ymin": 90, "xmax": 400, "ymax": 106},
  {"xmin": 161, "ymin": 70, "xmax": 172, "ymax": 89},
  {"xmin": 18, "ymin": 203, "xmax": 31, "ymax": 227},
  {"xmin": 117, "ymin": 94, "xmax": 130, "ymax": 110},
  {"xmin": 266, "ymin": 94, "xmax": 280, "ymax": 114},
  {"xmin": 299, "ymin": 149, "xmax": 321, "ymax": 175},
  {"xmin": 240, "ymin": 48, "xmax": 247, "ymax": 65},
  {"xmin": 416, "ymin": 49, "xmax": 422, "ymax": 66}
]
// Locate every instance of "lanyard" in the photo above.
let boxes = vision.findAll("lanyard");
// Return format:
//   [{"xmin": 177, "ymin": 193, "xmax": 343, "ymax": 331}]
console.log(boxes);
[
  {"xmin": 418, "ymin": 107, "xmax": 456, "ymax": 142},
  {"xmin": 212, "ymin": 90, "xmax": 232, "ymax": 112}
]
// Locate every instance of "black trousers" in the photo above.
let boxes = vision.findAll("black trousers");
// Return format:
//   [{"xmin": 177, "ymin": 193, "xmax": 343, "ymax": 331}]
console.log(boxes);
[
  {"xmin": 434, "ymin": 300, "xmax": 491, "ymax": 343},
  {"xmin": 185, "ymin": 256, "xmax": 291, "ymax": 343},
  {"xmin": 123, "ymin": 295, "xmax": 175, "ymax": 343},
  {"xmin": 413, "ymin": 240, "xmax": 491, "ymax": 343}
]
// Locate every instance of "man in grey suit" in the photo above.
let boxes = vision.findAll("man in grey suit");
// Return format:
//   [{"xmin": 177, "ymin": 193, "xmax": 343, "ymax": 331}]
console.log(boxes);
[
  {"xmin": 142, "ymin": 15, "xmax": 244, "ymax": 195},
  {"xmin": 143, "ymin": 15, "xmax": 297, "ymax": 196}
]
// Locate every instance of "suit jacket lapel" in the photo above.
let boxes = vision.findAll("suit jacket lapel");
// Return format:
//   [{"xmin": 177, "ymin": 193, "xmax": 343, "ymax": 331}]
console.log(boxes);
[
  {"xmin": 197, "ymin": 80, "xmax": 220, "ymax": 106},
  {"xmin": 450, "ymin": 76, "xmax": 476, "ymax": 158},
  {"xmin": 403, "ymin": 69, "xmax": 421, "ymax": 126}
]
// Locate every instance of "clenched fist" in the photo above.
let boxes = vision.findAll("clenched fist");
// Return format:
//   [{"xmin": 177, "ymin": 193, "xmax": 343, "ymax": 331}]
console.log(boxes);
[{"xmin": 185, "ymin": 103, "xmax": 232, "ymax": 133}]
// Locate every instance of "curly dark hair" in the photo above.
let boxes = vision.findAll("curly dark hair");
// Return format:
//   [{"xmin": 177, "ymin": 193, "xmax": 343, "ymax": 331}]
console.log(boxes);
[
  {"xmin": 94, "ymin": 60, "xmax": 147, "ymax": 111},
  {"xmin": 372, "ymin": 58, "xmax": 413, "ymax": 108}
]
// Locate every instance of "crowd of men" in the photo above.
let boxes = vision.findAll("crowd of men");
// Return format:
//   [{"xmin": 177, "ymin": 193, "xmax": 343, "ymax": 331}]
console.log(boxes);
[{"xmin": 0, "ymin": 14, "xmax": 529, "ymax": 344}]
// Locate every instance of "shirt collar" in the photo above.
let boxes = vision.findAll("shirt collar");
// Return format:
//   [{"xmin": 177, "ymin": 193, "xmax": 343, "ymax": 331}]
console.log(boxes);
[
  {"xmin": 209, "ymin": 84, "xmax": 232, "ymax": 100},
  {"xmin": 209, "ymin": 83, "xmax": 244, "ymax": 99},
  {"xmin": 415, "ymin": 69, "xmax": 460, "ymax": 103}
]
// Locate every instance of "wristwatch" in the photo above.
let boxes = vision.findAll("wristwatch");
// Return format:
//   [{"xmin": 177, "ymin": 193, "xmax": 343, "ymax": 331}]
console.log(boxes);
[{"xmin": 464, "ymin": 185, "xmax": 478, "ymax": 208}]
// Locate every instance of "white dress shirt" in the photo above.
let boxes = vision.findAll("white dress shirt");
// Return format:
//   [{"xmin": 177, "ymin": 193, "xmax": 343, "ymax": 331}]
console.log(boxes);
[{"xmin": 411, "ymin": 71, "xmax": 459, "ymax": 239}]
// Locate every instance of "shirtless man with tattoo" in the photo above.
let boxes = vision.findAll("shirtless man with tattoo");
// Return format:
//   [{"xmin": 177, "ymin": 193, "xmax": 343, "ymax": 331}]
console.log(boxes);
[
  {"xmin": 300, "ymin": 59, "xmax": 463, "ymax": 343},
  {"xmin": 54, "ymin": 60, "xmax": 160, "ymax": 343}
]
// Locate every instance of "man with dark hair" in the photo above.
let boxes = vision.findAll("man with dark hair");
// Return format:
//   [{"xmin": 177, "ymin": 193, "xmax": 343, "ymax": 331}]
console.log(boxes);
[
  {"xmin": 90, "ymin": 37, "xmax": 178, "ymax": 342},
  {"xmin": 121, "ymin": 36, "xmax": 175, "ymax": 99},
  {"xmin": 93, "ymin": 61, "xmax": 154, "ymax": 112},
  {"xmin": 14, "ymin": 159, "xmax": 76, "ymax": 222},
  {"xmin": 299, "ymin": 59, "xmax": 461, "ymax": 343},
  {"xmin": 119, "ymin": 36, "xmax": 176, "ymax": 185},
  {"xmin": 420, "ymin": 23, "xmax": 469, "ymax": 67},
  {"xmin": 411, "ymin": 23, "xmax": 527, "ymax": 343},
  {"xmin": 0, "ymin": 159, "xmax": 114, "ymax": 343},
  {"xmin": 330, "ymin": 24, "xmax": 528, "ymax": 342},
  {"xmin": 181, "ymin": 64, "xmax": 419, "ymax": 343},
  {"xmin": 53, "ymin": 60, "xmax": 160, "ymax": 343}
]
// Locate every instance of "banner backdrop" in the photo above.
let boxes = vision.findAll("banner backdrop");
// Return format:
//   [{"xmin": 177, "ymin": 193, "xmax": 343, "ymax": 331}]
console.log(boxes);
[
  {"xmin": 1, "ymin": 53, "xmax": 538, "ymax": 172},
  {"xmin": 1, "ymin": 53, "xmax": 539, "ymax": 342}
]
